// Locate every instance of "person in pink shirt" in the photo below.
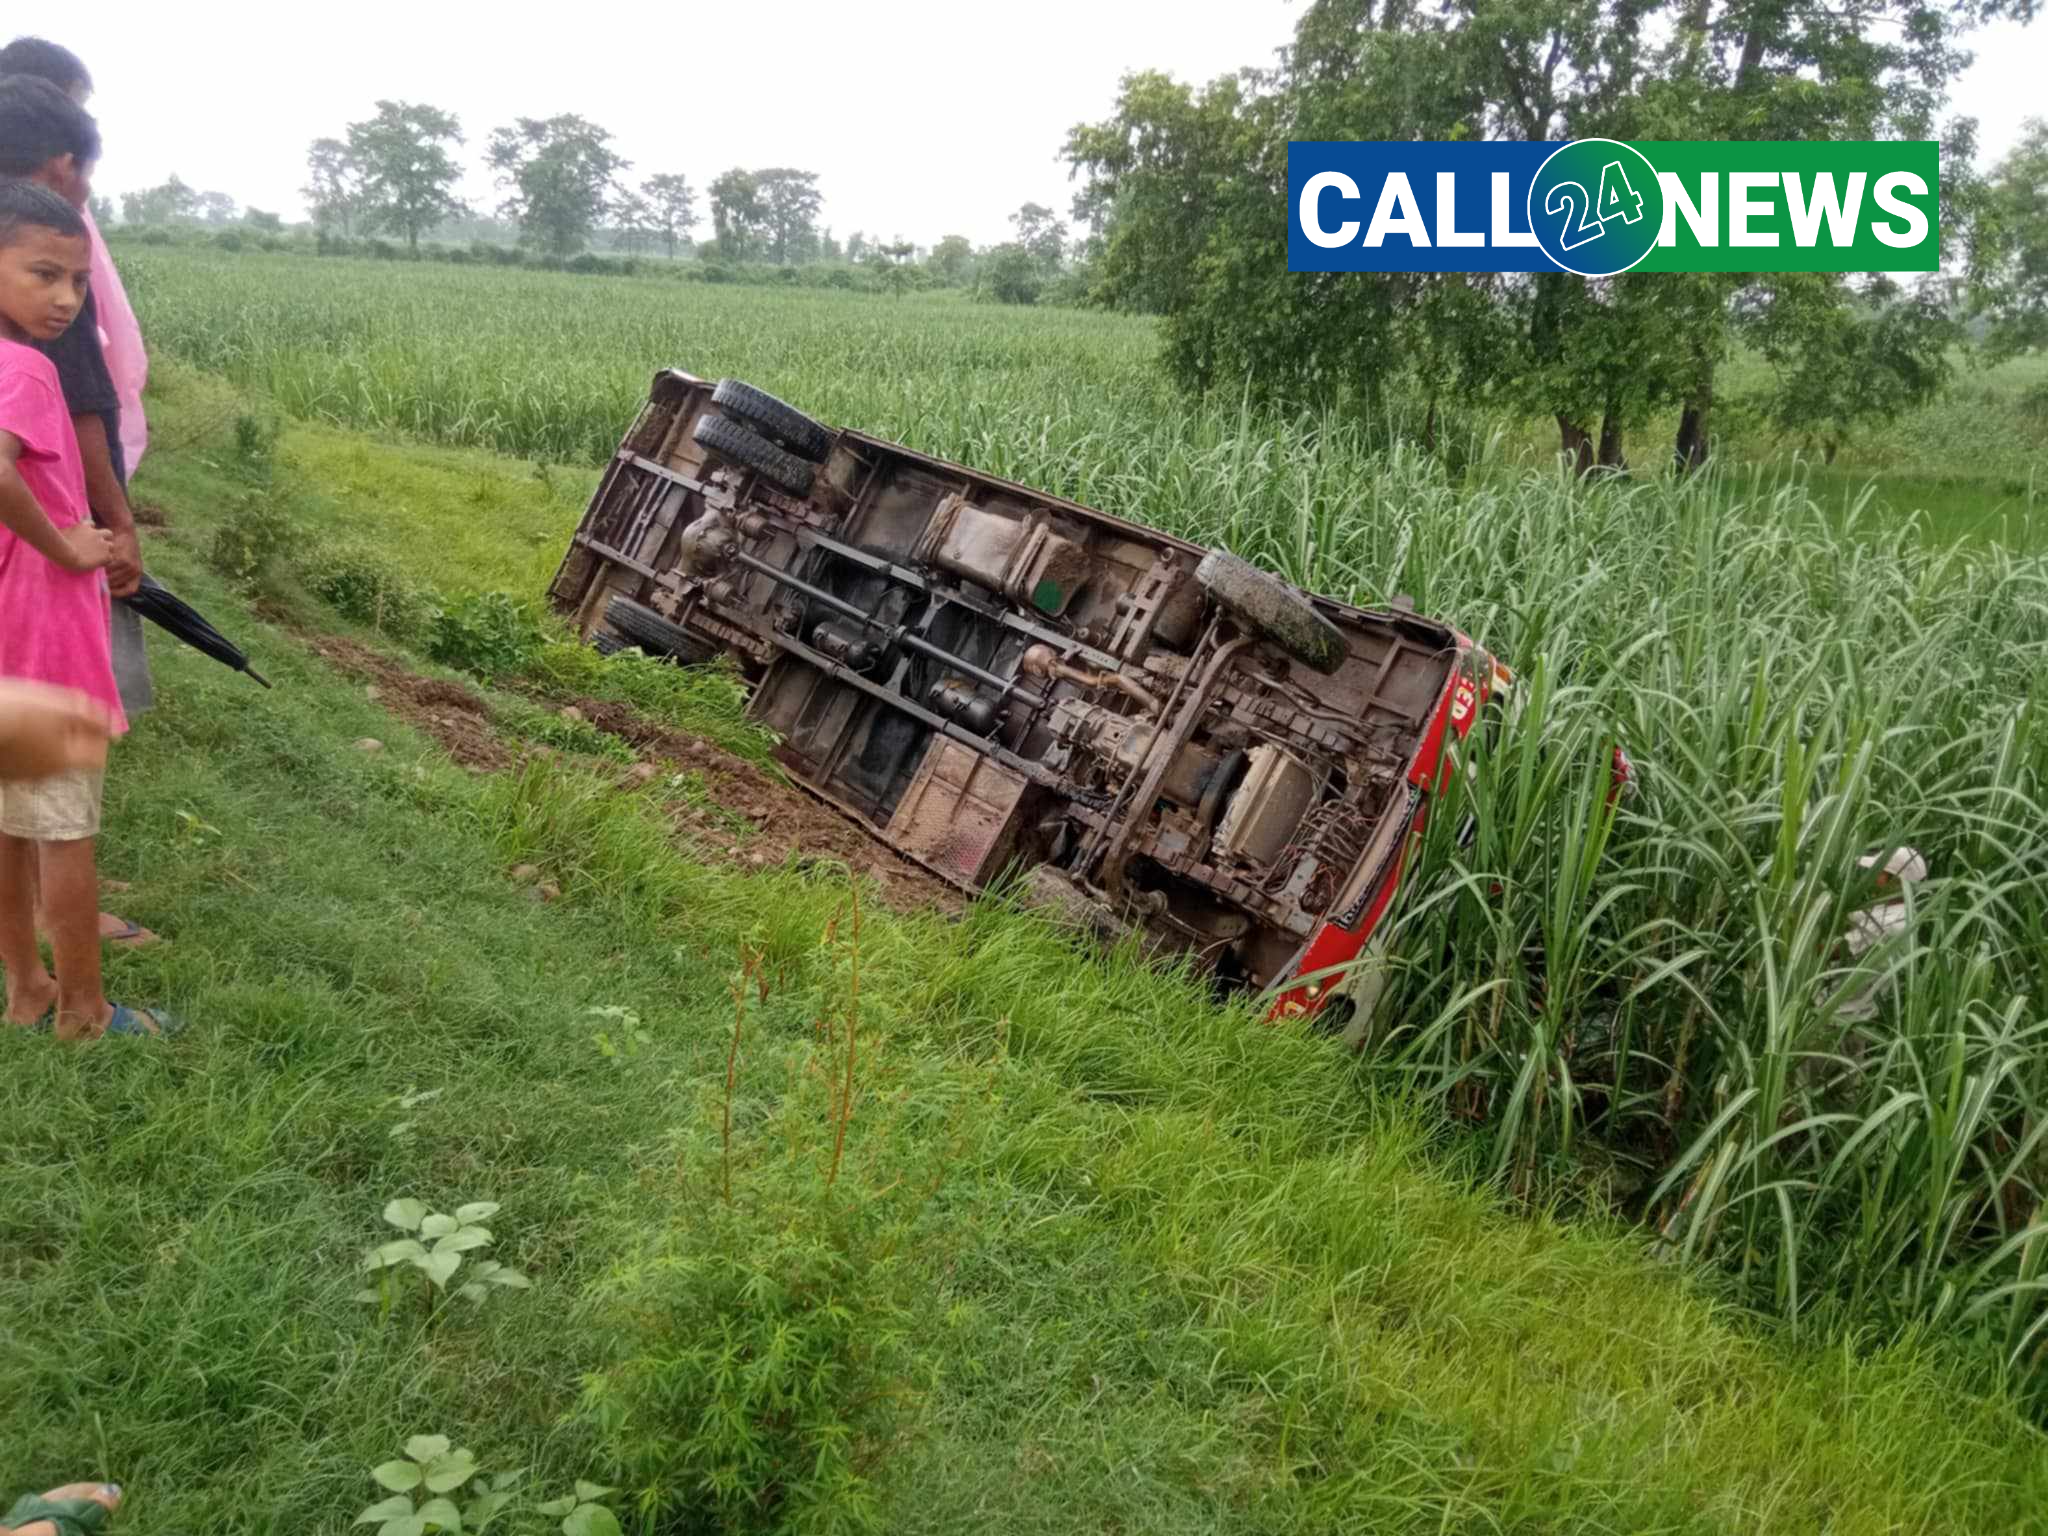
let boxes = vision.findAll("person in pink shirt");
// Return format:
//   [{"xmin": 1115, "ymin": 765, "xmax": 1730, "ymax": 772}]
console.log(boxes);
[
  {"xmin": 0, "ymin": 38, "xmax": 143, "ymax": 474},
  {"xmin": 0, "ymin": 180, "xmax": 170, "ymax": 1039},
  {"xmin": 1, "ymin": 42, "xmax": 156, "ymax": 948}
]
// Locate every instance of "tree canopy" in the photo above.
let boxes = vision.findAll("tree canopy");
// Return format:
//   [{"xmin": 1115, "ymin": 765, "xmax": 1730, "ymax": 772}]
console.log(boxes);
[
  {"xmin": 756, "ymin": 169, "xmax": 823, "ymax": 264},
  {"xmin": 302, "ymin": 137, "xmax": 369, "ymax": 238},
  {"xmin": 487, "ymin": 114, "xmax": 629, "ymax": 259},
  {"xmin": 1067, "ymin": 0, "xmax": 2035, "ymax": 470},
  {"xmin": 1972, "ymin": 117, "xmax": 2048, "ymax": 360},
  {"xmin": 347, "ymin": 101, "xmax": 467, "ymax": 253},
  {"xmin": 641, "ymin": 173, "xmax": 697, "ymax": 258},
  {"xmin": 710, "ymin": 168, "xmax": 766, "ymax": 260}
]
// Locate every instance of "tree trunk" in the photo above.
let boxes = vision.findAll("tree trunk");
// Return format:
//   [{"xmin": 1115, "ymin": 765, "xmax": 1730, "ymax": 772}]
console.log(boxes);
[
  {"xmin": 1673, "ymin": 404, "xmax": 1708, "ymax": 473},
  {"xmin": 1557, "ymin": 415, "xmax": 1595, "ymax": 477},
  {"xmin": 1424, "ymin": 396, "xmax": 1438, "ymax": 455},
  {"xmin": 1596, "ymin": 405, "xmax": 1626, "ymax": 472},
  {"xmin": 1673, "ymin": 355, "xmax": 1714, "ymax": 474}
]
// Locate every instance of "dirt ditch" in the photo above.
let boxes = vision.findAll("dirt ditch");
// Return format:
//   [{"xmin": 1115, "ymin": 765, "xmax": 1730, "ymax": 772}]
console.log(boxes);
[
  {"xmin": 302, "ymin": 634, "xmax": 960, "ymax": 915},
  {"xmin": 301, "ymin": 634, "xmax": 512, "ymax": 771}
]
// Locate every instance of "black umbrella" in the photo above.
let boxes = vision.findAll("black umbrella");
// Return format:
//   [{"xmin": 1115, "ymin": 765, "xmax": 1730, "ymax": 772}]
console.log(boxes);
[{"xmin": 124, "ymin": 576, "xmax": 272, "ymax": 689}]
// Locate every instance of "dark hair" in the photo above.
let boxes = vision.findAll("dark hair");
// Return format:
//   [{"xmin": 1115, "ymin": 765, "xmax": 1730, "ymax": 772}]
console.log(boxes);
[
  {"xmin": 0, "ymin": 74, "xmax": 98, "ymax": 177},
  {"xmin": 0, "ymin": 177, "xmax": 87, "ymax": 247},
  {"xmin": 0, "ymin": 38, "xmax": 89, "ymax": 95}
]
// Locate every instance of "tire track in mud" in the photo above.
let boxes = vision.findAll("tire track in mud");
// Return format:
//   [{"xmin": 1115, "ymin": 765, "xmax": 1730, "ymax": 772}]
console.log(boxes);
[{"xmin": 298, "ymin": 632, "xmax": 961, "ymax": 915}]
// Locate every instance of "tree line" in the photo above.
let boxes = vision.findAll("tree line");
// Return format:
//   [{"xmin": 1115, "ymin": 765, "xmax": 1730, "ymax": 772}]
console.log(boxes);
[
  {"xmin": 278, "ymin": 101, "xmax": 1084, "ymax": 300},
  {"xmin": 1062, "ymin": 0, "xmax": 2047, "ymax": 472}
]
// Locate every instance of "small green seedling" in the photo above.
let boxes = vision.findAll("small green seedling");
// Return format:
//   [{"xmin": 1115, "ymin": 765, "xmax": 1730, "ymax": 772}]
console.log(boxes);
[
  {"xmin": 357, "ymin": 1198, "xmax": 531, "ymax": 1312},
  {"xmin": 385, "ymin": 1086, "xmax": 444, "ymax": 1142},
  {"xmin": 537, "ymin": 1481, "xmax": 623, "ymax": 1536},
  {"xmin": 355, "ymin": 1436, "xmax": 523, "ymax": 1536},
  {"xmin": 588, "ymin": 1006, "xmax": 652, "ymax": 1061},
  {"xmin": 172, "ymin": 808, "xmax": 223, "ymax": 847}
]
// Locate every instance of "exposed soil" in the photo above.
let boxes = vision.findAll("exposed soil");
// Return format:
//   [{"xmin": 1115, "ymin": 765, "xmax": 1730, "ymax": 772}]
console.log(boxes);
[
  {"xmin": 302, "ymin": 634, "xmax": 511, "ymax": 771},
  {"xmin": 554, "ymin": 693, "xmax": 964, "ymax": 915},
  {"xmin": 298, "ymin": 630, "xmax": 959, "ymax": 915}
]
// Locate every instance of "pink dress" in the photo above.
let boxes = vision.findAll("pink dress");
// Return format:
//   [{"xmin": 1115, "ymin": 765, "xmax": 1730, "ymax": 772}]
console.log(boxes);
[
  {"xmin": 0, "ymin": 340, "xmax": 128, "ymax": 735},
  {"xmin": 84, "ymin": 210, "xmax": 147, "ymax": 475}
]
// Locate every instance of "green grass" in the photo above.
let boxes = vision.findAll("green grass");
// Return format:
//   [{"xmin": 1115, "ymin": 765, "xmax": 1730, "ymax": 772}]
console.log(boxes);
[
  {"xmin": 4, "ymin": 399, "xmax": 2047, "ymax": 1533},
  {"xmin": 130, "ymin": 281, "xmax": 2048, "ymax": 1400}
]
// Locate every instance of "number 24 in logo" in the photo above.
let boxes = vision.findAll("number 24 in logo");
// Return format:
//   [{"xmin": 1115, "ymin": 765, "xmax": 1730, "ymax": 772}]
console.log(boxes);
[{"xmin": 1544, "ymin": 161, "xmax": 1645, "ymax": 252}]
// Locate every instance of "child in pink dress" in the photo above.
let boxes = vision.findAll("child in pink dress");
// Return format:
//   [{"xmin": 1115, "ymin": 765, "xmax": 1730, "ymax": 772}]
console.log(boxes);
[{"xmin": 0, "ymin": 180, "xmax": 167, "ymax": 1039}]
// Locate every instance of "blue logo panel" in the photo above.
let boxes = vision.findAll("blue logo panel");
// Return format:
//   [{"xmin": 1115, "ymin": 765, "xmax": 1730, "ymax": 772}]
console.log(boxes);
[{"xmin": 1289, "ymin": 142, "xmax": 1561, "ymax": 273}]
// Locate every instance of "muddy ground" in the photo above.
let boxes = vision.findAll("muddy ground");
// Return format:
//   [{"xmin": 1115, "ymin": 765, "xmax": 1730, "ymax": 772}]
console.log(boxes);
[{"xmin": 302, "ymin": 634, "xmax": 961, "ymax": 915}]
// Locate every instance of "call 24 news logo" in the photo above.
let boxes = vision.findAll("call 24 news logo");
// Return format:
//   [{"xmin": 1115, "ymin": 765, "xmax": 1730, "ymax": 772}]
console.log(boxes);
[{"xmin": 1288, "ymin": 139, "xmax": 1939, "ymax": 275}]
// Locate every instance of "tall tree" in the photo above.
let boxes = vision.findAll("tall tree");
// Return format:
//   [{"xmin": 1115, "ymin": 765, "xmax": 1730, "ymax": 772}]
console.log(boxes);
[
  {"xmin": 927, "ymin": 234, "xmax": 974, "ymax": 285},
  {"xmin": 302, "ymin": 136, "xmax": 368, "ymax": 237},
  {"xmin": 488, "ymin": 114, "xmax": 630, "ymax": 259},
  {"xmin": 709, "ymin": 168, "xmax": 767, "ymax": 260},
  {"xmin": 867, "ymin": 239, "xmax": 916, "ymax": 297},
  {"xmin": 348, "ymin": 101, "xmax": 467, "ymax": 253},
  {"xmin": 1009, "ymin": 202, "xmax": 1067, "ymax": 272},
  {"xmin": 198, "ymin": 190, "xmax": 238, "ymax": 225},
  {"xmin": 120, "ymin": 175, "xmax": 199, "ymax": 226},
  {"xmin": 608, "ymin": 190, "xmax": 656, "ymax": 254},
  {"xmin": 1069, "ymin": 0, "xmax": 2024, "ymax": 472},
  {"xmin": 982, "ymin": 243, "xmax": 1043, "ymax": 305},
  {"xmin": 754, "ymin": 168, "xmax": 823, "ymax": 264},
  {"xmin": 1973, "ymin": 117, "xmax": 2048, "ymax": 360},
  {"xmin": 640, "ymin": 172, "xmax": 696, "ymax": 259}
]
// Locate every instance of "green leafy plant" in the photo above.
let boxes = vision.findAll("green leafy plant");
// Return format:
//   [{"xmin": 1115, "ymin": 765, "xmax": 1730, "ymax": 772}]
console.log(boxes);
[
  {"xmin": 428, "ymin": 591, "xmax": 548, "ymax": 678},
  {"xmin": 581, "ymin": 910, "xmax": 946, "ymax": 1536},
  {"xmin": 230, "ymin": 411, "xmax": 280, "ymax": 482},
  {"xmin": 206, "ymin": 490, "xmax": 293, "ymax": 592},
  {"xmin": 172, "ymin": 808, "xmax": 223, "ymax": 847},
  {"xmin": 303, "ymin": 539, "xmax": 440, "ymax": 639},
  {"xmin": 355, "ymin": 1436, "xmax": 521, "ymax": 1536},
  {"xmin": 588, "ymin": 1005, "xmax": 652, "ymax": 1062},
  {"xmin": 536, "ymin": 1481, "xmax": 622, "ymax": 1536},
  {"xmin": 357, "ymin": 1198, "xmax": 530, "ymax": 1311}
]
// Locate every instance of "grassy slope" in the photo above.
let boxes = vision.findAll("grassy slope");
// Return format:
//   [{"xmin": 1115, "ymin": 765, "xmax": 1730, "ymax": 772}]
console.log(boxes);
[{"xmin": 1, "ymin": 384, "xmax": 2044, "ymax": 1531}]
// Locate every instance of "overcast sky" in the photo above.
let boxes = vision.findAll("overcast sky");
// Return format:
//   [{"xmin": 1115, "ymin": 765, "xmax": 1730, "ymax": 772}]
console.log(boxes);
[{"xmin": 75, "ymin": 2, "xmax": 2043, "ymax": 247}]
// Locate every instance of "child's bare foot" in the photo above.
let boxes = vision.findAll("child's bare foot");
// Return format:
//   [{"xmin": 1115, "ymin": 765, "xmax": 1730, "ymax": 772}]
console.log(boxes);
[
  {"xmin": 52, "ymin": 998, "xmax": 116, "ymax": 1042},
  {"xmin": 55, "ymin": 1003, "xmax": 179, "ymax": 1042},
  {"xmin": 5, "ymin": 972, "xmax": 57, "ymax": 1028}
]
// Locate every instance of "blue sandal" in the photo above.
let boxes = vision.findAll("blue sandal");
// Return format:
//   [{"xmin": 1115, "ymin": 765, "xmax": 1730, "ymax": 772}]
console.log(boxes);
[
  {"xmin": 3, "ymin": 1491, "xmax": 115, "ymax": 1536},
  {"xmin": 103, "ymin": 1005, "xmax": 183, "ymax": 1039}
]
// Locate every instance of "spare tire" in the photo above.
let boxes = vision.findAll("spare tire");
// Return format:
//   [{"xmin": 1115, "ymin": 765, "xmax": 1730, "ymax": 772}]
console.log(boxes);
[
  {"xmin": 692, "ymin": 413, "xmax": 815, "ymax": 498},
  {"xmin": 711, "ymin": 379, "xmax": 833, "ymax": 463},
  {"xmin": 604, "ymin": 596, "xmax": 716, "ymax": 664},
  {"xmin": 1195, "ymin": 549, "xmax": 1346, "ymax": 675}
]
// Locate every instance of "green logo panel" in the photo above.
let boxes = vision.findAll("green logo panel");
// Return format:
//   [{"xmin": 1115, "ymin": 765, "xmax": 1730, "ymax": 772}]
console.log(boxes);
[{"xmin": 1631, "ymin": 141, "xmax": 1939, "ymax": 273}]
